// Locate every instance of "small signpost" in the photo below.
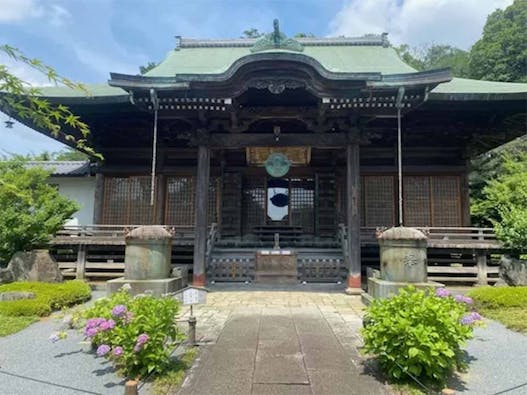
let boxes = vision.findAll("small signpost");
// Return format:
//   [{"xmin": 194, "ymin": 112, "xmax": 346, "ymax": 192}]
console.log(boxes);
[{"xmin": 172, "ymin": 286, "xmax": 208, "ymax": 346}]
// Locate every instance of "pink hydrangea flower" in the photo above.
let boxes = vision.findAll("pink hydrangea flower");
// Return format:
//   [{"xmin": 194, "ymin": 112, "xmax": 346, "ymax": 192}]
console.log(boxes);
[{"xmin": 113, "ymin": 346, "xmax": 123, "ymax": 357}]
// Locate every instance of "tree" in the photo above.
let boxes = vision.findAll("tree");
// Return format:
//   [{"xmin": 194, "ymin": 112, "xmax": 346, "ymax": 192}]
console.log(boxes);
[
  {"xmin": 139, "ymin": 62, "xmax": 157, "ymax": 75},
  {"xmin": 241, "ymin": 28, "xmax": 265, "ymax": 38},
  {"xmin": 294, "ymin": 32, "xmax": 315, "ymax": 38},
  {"xmin": 0, "ymin": 45, "xmax": 101, "ymax": 159},
  {"xmin": 0, "ymin": 160, "xmax": 78, "ymax": 265},
  {"xmin": 469, "ymin": 0, "xmax": 527, "ymax": 82},
  {"xmin": 472, "ymin": 153, "xmax": 527, "ymax": 254},
  {"xmin": 395, "ymin": 44, "xmax": 470, "ymax": 77}
]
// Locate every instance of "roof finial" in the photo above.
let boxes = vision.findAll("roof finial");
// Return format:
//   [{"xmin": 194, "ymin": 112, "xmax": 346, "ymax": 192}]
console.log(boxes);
[
  {"xmin": 250, "ymin": 19, "xmax": 303, "ymax": 53},
  {"xmin": 273, "ymin": 19, "xmax": 280, "ymax": 47}
]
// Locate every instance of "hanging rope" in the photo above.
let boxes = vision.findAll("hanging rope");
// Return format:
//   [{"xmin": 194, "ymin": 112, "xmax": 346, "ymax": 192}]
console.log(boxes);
[{"xmin": 150, "ymin": 89, "xmax": 159, "ymax": 206}]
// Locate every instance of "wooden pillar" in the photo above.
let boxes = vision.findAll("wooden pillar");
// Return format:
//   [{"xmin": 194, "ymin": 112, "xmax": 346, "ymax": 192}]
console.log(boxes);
[
  {"xmin": 476, "ymin": 250, "xmax": 488, "ymax": 286},
  {"xmin": 346, "ymin": 142, "xmax": 362, "ymax": 294},
  {"xmin": 93, "ymin": 173, "xmax": 104, "ymax": 224},
  {"xmin": 193, "ymin": 145, "xmax": 210, "ymax": 286},
  {"xmin": 76, "ymin": 244, "xmax": 87, "ymax": 280}
]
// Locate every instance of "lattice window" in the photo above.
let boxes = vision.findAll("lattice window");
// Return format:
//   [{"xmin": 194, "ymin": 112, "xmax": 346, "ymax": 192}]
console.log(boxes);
[
  {"xmin": 363, "ymin": 176, "xmax": 395, "ymax": 227},
  {"xmin": 242, "ymin": 176, "xmax": 266, "ymax": 234},
  {"xmin": 403, "ymin": 176, "xmax": 431, "ymax": 226},
  {"xmin": 165, "ymin": 176, "xmax": 195, "ymax": 225},
  {"xmin": 102, "ymin": 176, "xmax": 153, "ymax": 225},
  {"xmin": 165, "ymin": 176, "xmax": 219, "ymax": 226},
  {"xmin": 290, "ymin": 177, "xmax": 315, "ymax": 233},
  {"xmin": 431, "ymin": 176, "xmax": 461, "ymax": 226}
]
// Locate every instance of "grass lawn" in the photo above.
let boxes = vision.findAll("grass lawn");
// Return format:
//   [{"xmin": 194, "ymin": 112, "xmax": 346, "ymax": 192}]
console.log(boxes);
[
  {"xmin": 0, "ymin": 314, "xmax": 38, "ymax": 337},
  {"xmin": 467, "ymin": 286, "xmax": 527, "ymax": 334},
  {"xmin": 151, "ymin": 347, "xmax": 198, "ymax": 395},
  {"xmin": 0, "ymin": 280, "xmax": 91, "ymax": 336}
]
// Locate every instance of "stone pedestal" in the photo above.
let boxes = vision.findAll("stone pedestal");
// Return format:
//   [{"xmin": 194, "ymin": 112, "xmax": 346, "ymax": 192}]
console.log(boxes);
[
  {"xmin": 107, "ymin": 277, "xmax": 182, "ymax": 297},
  {"xmin": 255, "ymin": 250, "xmax": 297, "ymax": 284},
  {"xmin": 363, "ymin": 227, "xmax": 443, "ymax": 303},
  {"xmin": 106, "ymin": 226, "xmax": 183, "ymax": 296}
]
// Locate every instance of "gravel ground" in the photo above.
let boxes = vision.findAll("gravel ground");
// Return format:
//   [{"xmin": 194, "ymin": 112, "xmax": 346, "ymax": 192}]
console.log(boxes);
[
  {"xmin": 0, "ymin": 291, "xmax": 131, "ymax": 395},
  {"xmin": 450, "ymin": 320, "xmax": 527, "ymax": 395}
]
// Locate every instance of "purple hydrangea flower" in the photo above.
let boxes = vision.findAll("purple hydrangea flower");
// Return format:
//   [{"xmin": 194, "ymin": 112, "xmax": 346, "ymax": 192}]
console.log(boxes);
[
  {"xmin": 454, "ymin": 294, "xmax": 474, "ymax": 304},
  {"xmin": 468, "ymin": 311, "xmax": 482, "ymax": 321},
  {"xmin": 460, "ymin": 312, "xmax": 483, "ymax": 325},
  {"xmin": 85, "ymin": 327, "xmax": 98, "ymax": 337},
  {"xmin": 113, "ymin": 346, "xmax": 123, "ymax": 357},
  {"xmin": 48, "ymin": 333, "xmax": 60, "ymax": 343},
  {"xmin": 435, "ymin": 288, "xmax": 450, "ymax": 298},
  {"xmin": 96, "ymin": 344, "xmax": 111, "ymax": 356},
  {"xmin": 111, "ymin": 305, "xmax": 127, "ymax": 318},
  {"xmin": 136, "ymin": 333, "xmax": 149, "ymax": 345}
]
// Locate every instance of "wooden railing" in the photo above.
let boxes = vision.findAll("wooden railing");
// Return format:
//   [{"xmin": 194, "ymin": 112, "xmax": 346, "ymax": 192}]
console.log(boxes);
[
  {"xmin": 359, "ymin": 226, "xmax": 500, "ymax": 249},
  {"xmin": 54, "ymin": 224, "xmax": 197, "ymax": 245},
  {"xmin": 52, "ymin": 224, "xmax": 503, "ymax": 285}
]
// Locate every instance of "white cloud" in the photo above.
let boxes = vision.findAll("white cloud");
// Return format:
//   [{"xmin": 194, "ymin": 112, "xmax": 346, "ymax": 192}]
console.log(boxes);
[
  {"xmin": 0, "ymin": 0, "xmax": 70, "ymax": 26},
  {"xmin": 329, "ymin": 0, "xmax": 514, "ymax": 49},
  {"xmin": 0, "ymin": 53, "xmax": 51, "ymax": 86},
  {"xmin": 0, "ymin": 0, "xmax": 41, "ymax": 22}
]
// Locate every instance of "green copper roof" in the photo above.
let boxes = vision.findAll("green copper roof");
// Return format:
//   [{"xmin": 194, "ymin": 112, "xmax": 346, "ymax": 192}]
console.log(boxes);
[
  {"xmin": 145, "ymin": 44, "xmax": 417, "ymax": 77},
  {"xmin": 38, "ymin": 83, "xmax": 127, "ymax": 98},
  {"xmin": 22, "ymin": 36, "xmax": 527, "ymax": 101}
]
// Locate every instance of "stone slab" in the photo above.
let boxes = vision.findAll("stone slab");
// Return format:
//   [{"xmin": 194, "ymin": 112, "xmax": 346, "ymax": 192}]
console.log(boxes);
[
  {"xmin": 252, "ymin": 383, "xmax": 312, "ymax": 395},
  {"xmin": 106, "ymin": 276, "xmax": 182, "ymax": 297},
  {"xmin": 254, "ymin": 351, "xmax": 309, "ymax": 384},
  {"xmin": 308, "ymin": 368, "xmax": 388, "ymax": 395}
]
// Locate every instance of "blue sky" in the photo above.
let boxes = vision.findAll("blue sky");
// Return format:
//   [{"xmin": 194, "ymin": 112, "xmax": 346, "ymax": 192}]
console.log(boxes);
[{"xmin": 0, "ymin": 0, "xmax": 513, "ymax": 156}]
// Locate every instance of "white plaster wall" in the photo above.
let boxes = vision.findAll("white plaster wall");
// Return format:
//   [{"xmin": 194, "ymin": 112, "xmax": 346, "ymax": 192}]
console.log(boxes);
[{"xmin": 50, "ymin": 177, "xmax": 96, "ymax": 226}]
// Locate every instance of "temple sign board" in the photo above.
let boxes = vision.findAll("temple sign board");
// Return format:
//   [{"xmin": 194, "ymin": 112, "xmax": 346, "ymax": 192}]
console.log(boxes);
[{"xmin": 173, "ymin": 286, "xmax": 208, "ymax": 306}]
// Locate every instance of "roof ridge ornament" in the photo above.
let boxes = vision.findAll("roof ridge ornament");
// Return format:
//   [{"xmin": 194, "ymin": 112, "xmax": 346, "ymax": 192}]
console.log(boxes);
[{"xmin": 250, "ymin": 19, "xmax": 304, "ymax": 53}]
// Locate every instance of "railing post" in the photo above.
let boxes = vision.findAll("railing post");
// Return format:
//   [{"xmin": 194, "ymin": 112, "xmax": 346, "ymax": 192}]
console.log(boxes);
[
  {"xmin": 476, "ymin": 250, "xmax": 488, "ymax": 286},
  {"xmin": 76, "ymin": 244, "xmax": 87, "ymax": 280}
]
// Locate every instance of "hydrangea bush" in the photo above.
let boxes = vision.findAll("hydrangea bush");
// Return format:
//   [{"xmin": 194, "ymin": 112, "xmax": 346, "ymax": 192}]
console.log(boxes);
[
  {"xmin": 362, "ymin": 286, "xmax": 482, "ymax": 385},
  {"xmin": 79, "ymin": 287, "xmax": 182, "ymax": 379}
]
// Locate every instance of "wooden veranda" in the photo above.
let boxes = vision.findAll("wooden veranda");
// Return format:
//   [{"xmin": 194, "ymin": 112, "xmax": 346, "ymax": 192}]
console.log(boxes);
[{"xmin": 50, "ymin": 224, "xmax": 501, "ymax": 286}]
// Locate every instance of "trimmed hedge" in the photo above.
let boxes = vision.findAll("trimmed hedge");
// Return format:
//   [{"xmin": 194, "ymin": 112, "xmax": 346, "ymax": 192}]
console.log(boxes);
[
  {"xmin": 467, "ymin": 286, "xmax": 527, "ymax": 309},
  {"xmin": 0, "ymin": 280, "xmax": 91, "ymax": 317}
]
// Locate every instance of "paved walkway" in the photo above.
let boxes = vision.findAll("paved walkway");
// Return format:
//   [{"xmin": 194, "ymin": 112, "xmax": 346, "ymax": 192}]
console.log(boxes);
[{"xmin": 177, "ymin": 284, "xmax": 389, "ymax": 395}]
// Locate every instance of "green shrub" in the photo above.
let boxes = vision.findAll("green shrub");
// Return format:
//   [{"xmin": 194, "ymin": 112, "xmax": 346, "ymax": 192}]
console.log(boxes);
[
  {"xmin": 80, "ymin": 288, "xmax": 182, "ymax": 379},
  {"xmin": 0, "ymin": 280, "xmax": 91, "ymax": 316},
  {"xmin": 0, "ymin": 314, "xmax": 38, "ymax": 336},
  {"xmin": 467, "ymin": 286, "xmax": 527, "ymax": 309},
  {"xmin": 361, "ymin": 287, "xmax": 478, "ymax": 384}
]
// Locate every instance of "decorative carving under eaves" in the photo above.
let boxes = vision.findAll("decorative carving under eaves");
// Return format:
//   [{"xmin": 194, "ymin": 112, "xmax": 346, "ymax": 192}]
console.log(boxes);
[
  {"xmin": 250, "ymin": 19, "xmax": 304, "ymax": 53},
  {"xmin": 249, "ymin": 79, "xmax": 304, "ymax": 94}
]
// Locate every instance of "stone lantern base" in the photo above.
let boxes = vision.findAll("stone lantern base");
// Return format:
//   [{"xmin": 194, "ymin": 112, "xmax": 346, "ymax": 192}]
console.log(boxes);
[
  {"xmin": 107, "ymin": 277, "xmax": 183, "ymax": 297},
  {"xmin": 362, "ymin": 270, "xmax": 443, "ymax": 305}
]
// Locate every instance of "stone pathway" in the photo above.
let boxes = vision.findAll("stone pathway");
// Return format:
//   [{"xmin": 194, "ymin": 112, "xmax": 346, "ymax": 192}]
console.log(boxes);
[{"xmin": 176, "ymin": 284, "xmax": 389, "ymax": 395}]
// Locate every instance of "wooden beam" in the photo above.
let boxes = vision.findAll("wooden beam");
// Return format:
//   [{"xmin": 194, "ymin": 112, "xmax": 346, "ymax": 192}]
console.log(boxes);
[
  {"xmin": 346, "ymin": 142, "xmax": 362, "ymax": 294},
  {"xmin": 476, "ymin": 251, "xmax": 488, "ymax": 286},
  {"xmin": 208, "ymin": 133, "xmax": 348, "ymax": 148},
  {"xmin": 192, "ymin": 145, "xmax": 210, "ymax": 286}
]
